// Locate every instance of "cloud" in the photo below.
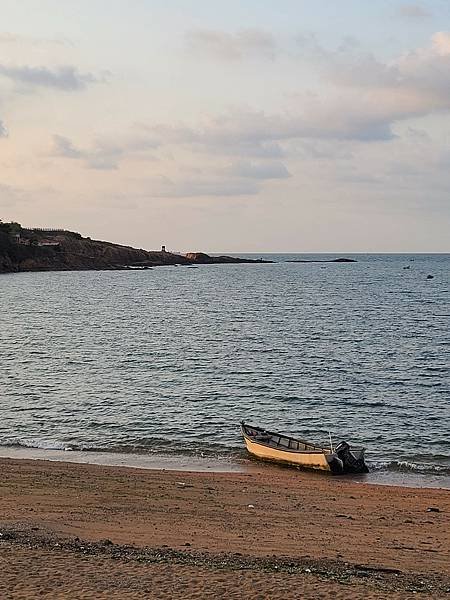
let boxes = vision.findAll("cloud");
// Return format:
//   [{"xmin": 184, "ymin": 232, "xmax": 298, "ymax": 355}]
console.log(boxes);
[
  {"xmin": 404, "ymin": 126, "xmax": 430, "ymax": 140},
  {"xmin": 52, "ymin": 130, "xmax": 290, "ymax": 197},
  {"xmin": 0, "ymin": 64, "xmax": 99, "ymax": 91},
  {"xmin": 132, "ymin": 32, "xmax": 450, "ymax": 167},
  {"xmin": 53, "ymin": 135, "xmax": 83, "ymax": 158},
  {"xmin": 53, "ymin": 135, "xmax": 120, "ymax": 170},
  {"xmin": 0, "ymin": 32, "xmax": 73, "ymax": 47},
  {"xmin": 149, "ymin": 104, "xmax": 396, "ymax": 153},
  {"xmin": 52, "ymin": 132, "xmax": 160, "ymax": 170},
  {"xmin": 99, "ymin": 177, "xmax": 261, "ymax": 202},
  {"xmin": 0, "ymin": 33, "xmax": 21, "ymax": 44},
  {"xmin": 226, "ymin": 160, "xmax": 291, "ymax": 180},
  {"xmin": 50, "ymin": 31, "xmax": 450, "ymax": 204},
  {"xmin": 330, "ymin": 31, "xmax": 450, "ymax": 97},
  {"xmin": 293, "ymin": 31, "xmax": 450, "ymax": 137},
  {"xmin": 53, "ymin": 135, "xmax": 119, "ymax": 170},
  {"xmin": 293, "ymin": 140, "xmax": 354, "ymax": 160},
  {"xmin": 148, "ymin": 177, "xmax": 260, "ymax": 198},
  {"xmin": 151, "ymin": 122, "xmax": 286, "ymax": 158},
  {"xmin": 0, "ymin": 183, "xmax": 27, "ymax": 207},
  {"xmin": 192, "ymin": 139, "xmax": 286, "ymax": 159},
  {"xmin": 185, "ymin": 28, "xmax": 277, "ymax": 60},
  {"xmin": 432, "ymin": 31, "xmax": 450, "ymax": 56},
  {"xmin": 323, "ymin": 31, "xmax": 450, "ymax": 90},
  {"xmin": 129, "ymin": 158, "xmax": 291, "ymax": 200},
  {"xmin": 398, "ymin": 4, "xmax": 431, "ymax": 18}
]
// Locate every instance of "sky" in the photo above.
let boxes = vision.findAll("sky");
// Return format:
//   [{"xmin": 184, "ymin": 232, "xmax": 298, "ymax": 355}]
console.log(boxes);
[{"xmin": 0, "ymin": 1, "xmax": 449, "ymax": 252}]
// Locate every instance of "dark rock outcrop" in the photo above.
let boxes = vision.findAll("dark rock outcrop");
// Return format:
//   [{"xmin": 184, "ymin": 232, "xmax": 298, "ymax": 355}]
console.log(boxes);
[
  {"xmin": 185, "ymin": 252, "xmax": 268, "ymax": 265},
  {"xmin": 287, "ymin": 258, "xmax": 357, "ymax": 263}
]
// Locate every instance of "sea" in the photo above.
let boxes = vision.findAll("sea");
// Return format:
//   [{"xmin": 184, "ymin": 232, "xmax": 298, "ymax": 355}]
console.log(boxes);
[{"xmin": 1, "ymin": 254, "xmax": 449, "ymax": 489}]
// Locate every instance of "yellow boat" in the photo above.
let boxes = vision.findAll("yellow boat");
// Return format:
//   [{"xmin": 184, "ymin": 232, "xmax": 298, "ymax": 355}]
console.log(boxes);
[{"xmin": 241, "ymin": 422, "xmax": 368, "ymax": 474}]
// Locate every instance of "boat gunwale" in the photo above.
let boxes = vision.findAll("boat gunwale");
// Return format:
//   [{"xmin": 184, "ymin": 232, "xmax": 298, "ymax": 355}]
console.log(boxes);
[
  {"xmin": 241, "ymin": 423, "xmax": 330, "ymax": 455},
  {"xmin": 243, "ymin": 433, "xmax": 330, "ymax": 455}
]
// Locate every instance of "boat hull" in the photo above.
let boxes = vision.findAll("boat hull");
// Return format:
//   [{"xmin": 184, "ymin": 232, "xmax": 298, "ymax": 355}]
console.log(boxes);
[{"xmin": 243, "ymin": 435, "xmax": 334, "ymax": 472}]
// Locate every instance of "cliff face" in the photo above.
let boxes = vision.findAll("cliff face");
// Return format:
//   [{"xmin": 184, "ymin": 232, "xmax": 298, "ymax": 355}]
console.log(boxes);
[{"xmin": 0, "ymin": 231, "xmax": 268, "ymax": 273}]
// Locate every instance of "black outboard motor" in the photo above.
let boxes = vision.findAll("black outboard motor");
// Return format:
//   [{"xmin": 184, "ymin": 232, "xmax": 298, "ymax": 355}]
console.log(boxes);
[{"xmin": 335, "ymin": 441, "xmax": 369, "ymax": 474}]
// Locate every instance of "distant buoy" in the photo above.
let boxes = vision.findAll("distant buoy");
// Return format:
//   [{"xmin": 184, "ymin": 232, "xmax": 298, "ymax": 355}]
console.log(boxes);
[{"xmin": 426, "ymin": 275, "xmax": 434, "ymax": 280}]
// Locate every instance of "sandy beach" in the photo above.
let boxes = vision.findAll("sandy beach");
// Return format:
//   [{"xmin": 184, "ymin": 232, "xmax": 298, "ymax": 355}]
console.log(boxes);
[{"xmin": 0, "ymin": 457, "xmax": 449, "ymax": 599}]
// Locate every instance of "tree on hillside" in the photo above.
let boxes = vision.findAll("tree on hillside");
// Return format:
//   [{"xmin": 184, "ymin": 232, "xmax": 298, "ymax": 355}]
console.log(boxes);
[{"xmin": 0, "ymin": 220, "xmax": 22, "ymax": 235}]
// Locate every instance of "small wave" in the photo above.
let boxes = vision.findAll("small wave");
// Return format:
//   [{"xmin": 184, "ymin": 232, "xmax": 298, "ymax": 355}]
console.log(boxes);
[
  {"xmin": 372, "ymin": 460, "xmax": 450, "ymax": 477},
  {"xmin": 3, "ymin": 439, "xmax": 449, "ymax": 478},
  {"xmin": 97, "ymin": 437, "xmax": 244, "ymax": 459},
  {"xmin": 1, "ymin": 439, "xmax": 75, "ymax": 452},
  {"xmin": 0, "ymin": 437, "xmax": 243, "ymax": 459},
  {"xmin": 338, "ymin": 400, "xmax": 386, "ymax": 408}
]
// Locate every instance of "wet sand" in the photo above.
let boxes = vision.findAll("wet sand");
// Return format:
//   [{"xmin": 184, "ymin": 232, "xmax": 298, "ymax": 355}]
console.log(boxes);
[
  {"xmin": 1, "ymin": 457, "xmax": 449, "ymax": 599},
  {"xmin": 2, "ymin": 446, "xmax": 448, "ymax": 488}
]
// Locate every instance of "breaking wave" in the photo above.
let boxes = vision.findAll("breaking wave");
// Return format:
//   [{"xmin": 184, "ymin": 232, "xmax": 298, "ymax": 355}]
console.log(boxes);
[{"xmin": 370, "ymin": 460, "xmax": 450, "ymax": 477}]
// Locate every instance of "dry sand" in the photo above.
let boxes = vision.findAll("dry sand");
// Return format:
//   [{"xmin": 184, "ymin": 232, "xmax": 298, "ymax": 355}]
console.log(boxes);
[{"xmin": 0, "ymin": 457, "xmax": 449, "ymax": 599}]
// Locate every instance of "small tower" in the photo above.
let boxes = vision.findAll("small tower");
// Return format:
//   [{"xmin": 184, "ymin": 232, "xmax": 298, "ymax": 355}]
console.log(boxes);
[{"xmin": 161, "ymin": 245, "xmax": 166, "ymax": 253}]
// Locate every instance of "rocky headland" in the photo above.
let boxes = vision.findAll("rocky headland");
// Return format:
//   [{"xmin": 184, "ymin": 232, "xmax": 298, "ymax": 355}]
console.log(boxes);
[{"xmin": 0, "ymin": 223, "xmax": 269, "ymax": 273}]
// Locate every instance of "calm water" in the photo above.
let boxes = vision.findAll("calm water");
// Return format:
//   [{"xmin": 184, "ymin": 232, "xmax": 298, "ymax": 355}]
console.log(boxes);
[{"xmin": 1, "ymin": 254, "xmax": 449, "ymax": 485}]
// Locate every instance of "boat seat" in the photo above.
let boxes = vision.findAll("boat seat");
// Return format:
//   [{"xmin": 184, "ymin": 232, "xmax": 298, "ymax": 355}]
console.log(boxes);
[{"xmin": 254, "ymin": 434, "xmax": 271, "ymax": 442}]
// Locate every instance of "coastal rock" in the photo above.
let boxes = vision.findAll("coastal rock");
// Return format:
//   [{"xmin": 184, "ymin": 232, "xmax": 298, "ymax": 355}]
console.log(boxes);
[
  {"xmin": 332, "ymin": 258, "xmax": 356, "ymax": 263},
  {"xmin": 0, "ymin": 226, "xmax": 271, "ymax": 273},
  {"xmin": 185, "ymin": 252, "xmax": 270, "ymax": 265},
  {"xmin": 287, "ymin": 257, "xmax": 357, "ymax": 263}
]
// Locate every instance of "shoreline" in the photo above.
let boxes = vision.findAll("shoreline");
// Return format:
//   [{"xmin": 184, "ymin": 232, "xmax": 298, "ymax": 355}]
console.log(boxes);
[
  {"xmin": 1, "ymin": 457, "xmax": 449, "ymax": 598},
  {"xmin": 1, "ymin": 446, "xmax": 449, "ymax": 490}
]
